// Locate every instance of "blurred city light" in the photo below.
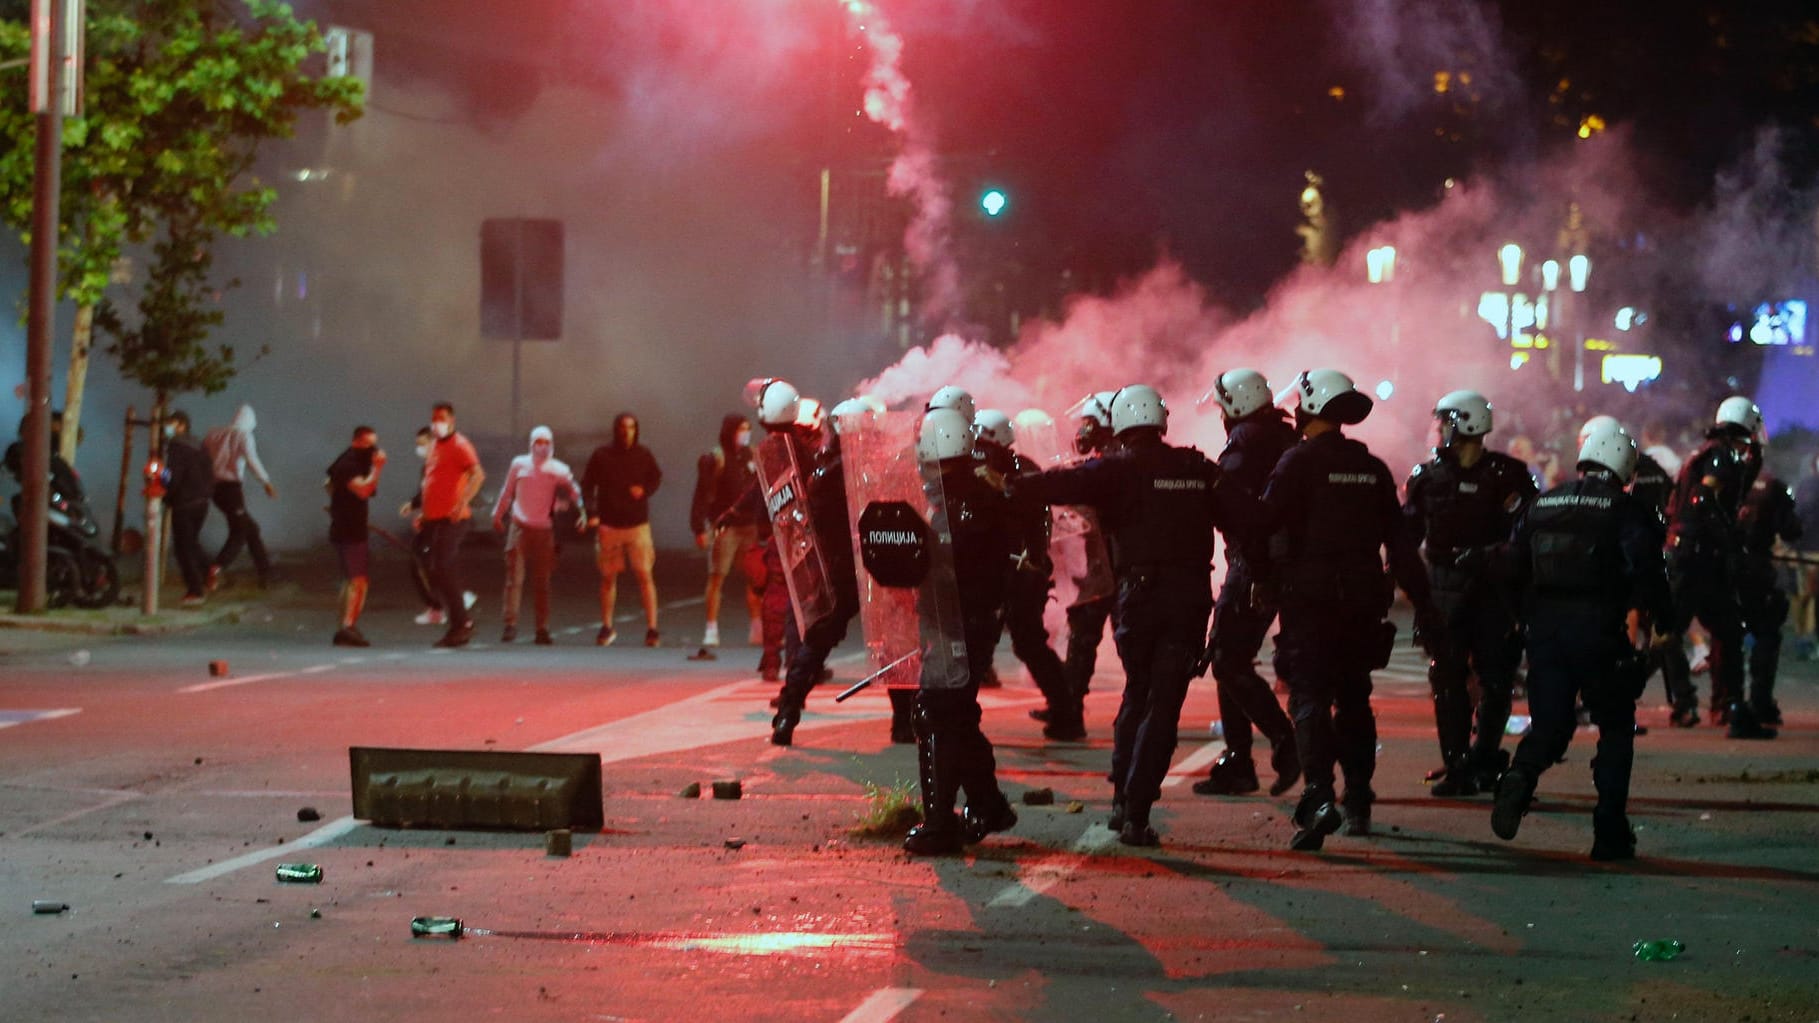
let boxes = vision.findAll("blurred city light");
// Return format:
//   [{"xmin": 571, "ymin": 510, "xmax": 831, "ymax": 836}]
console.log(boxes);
[
  {"xmin": 1365, "ymin": 245, "xmax": 1396, "ymax": 284},
  {"xmin": 980, "ymin": 188, "xmax": 1008, "ymax": 217},
  {"xmin": 1602, "ymin": 354, "xmax": 1662, "ymax": 391},
  {"xmin": 1540, "ymin": 259, "xmax": 1560, "ymax": 291},
  {"xmin": 1498, "ymin": 243, "xmax": 1523, "ymax": 287},
  {"xmin": 1568, "ymin": 254, "xmax": 1591, "ymax": 292},
  {"xmin": 1375, "ymin": 379, "xmax": 1395, "ymax": 400}
]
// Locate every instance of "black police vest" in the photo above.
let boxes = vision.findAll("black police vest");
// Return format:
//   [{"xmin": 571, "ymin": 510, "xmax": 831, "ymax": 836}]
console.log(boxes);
[
  {"xmin": 1667, "ymin": 438, "xmax": 1754, "ymax": 549},
  {"xmin": 1107, "ymin": 443, "xmax": 1217, "ymax": 570},
  {"xmin": 1525, "ymin": 477, "xmax": 1625, "ymax": 599},
  {"xmin": 1628, "ymin": 454, "xmax": 1672, "ymax": 518},
  {"xmin": 1408, "ymin": 450, "xmax": 1532, "ymax": 556},
  {"xmin": 941, "ymin": 463, "xmax": 1014, "ymax": 626},
  {"xmin": 1277, "ymin": 436, "xmax": 1396, "ymax": 605}
]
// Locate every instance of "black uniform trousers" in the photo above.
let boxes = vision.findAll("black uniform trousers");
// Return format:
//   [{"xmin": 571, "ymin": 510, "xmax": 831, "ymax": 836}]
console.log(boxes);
[
  {"xmin": 417, "ymin": 518, "xmax": 471, "ymax": 630},
  {"xmin": 1739, "ymin": 572, "xmax": 1789, "ymax": 712},
  {"xmin": 776, "ymin": 585, "xmax": 859, "ymax": 714},
  {"xmin": 1108, "ymin": 567, "xmax": 1212, "ymax": 817},
  {"xmin": 1275, "ymin": 600, "xmax": 1380, "ymax": 807},
  {"xmin": 915, "ymin": 618, "xmax": 1011, "ymax": 821},
  {"xmin": 1007, "ymin": 569, "xmax": 1074, "ymax": 718},
  {"xmin": 1064, "ymin": 595, "xmax": 1115, "ymax": 702},
  {"xmin": 1208, "ymin": 564, "xmax": 1292, "ymax": 761},
  {"xmin": 1659, "ymin": 551, "xmax": 1744, "ymax": 714},
  {"xmin": 1510, "ymin": 611, "xmax": 1635, "ymax": 834},
  {"xmin": 1426, "ymin": 572, "xmax": 1521, "ymax": 771}
]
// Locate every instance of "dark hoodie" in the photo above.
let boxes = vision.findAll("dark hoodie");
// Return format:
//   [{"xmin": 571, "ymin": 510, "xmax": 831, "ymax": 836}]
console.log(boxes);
[
  {"xmin": 690, "ymin": 413, "xmax": 756, "ymax": 534},
  {"xmin": 582, "ymin": 413, "xmax": 662, "ymax": 529}
]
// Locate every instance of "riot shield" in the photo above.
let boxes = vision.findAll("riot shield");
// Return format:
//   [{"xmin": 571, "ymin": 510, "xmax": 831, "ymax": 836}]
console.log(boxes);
[
  {"xmin": 842, "ymin": 411, "xmax": 970, "ymax": 692},
  {"xmin": 755, "ymin": 433, "xmax": 837, "ymax": 637},
  {"xmin": 1015, "ymin": 417, "xmax": 1116, "ymax": 609}
]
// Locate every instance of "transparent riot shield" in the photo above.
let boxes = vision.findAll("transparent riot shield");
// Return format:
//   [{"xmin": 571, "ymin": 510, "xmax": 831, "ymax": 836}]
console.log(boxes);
[
  {"xmin": 755, "ymin": 433, "xmax": 836, "ymax": 637},
  {"xmin": 1015, "ymin": 416, "xmax": 1115, "ymax": 609},
  {"xmin": 842, "ymin": 411, "xmax": 970, "ymax": 692}
]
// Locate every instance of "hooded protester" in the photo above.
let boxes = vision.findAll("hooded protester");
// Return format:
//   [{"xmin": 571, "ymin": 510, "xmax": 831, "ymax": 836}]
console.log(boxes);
[
  {"xmin": 688, "ymin": 413, "xmax": 760, "ymax": 659},
  {"xmin": 203, "ymin": 403, "xmax": 277, "ymax": 589},
  {"xmin": 326, "ymin": 426, "xmax": 386, "ymax": 646},
  {"xmin": 493, "ymin": 425, "xmax": 584, "ymax": 645},
  {"xmin": 582, "ymin": 412, "xmax": 664, "ymax": 646}
]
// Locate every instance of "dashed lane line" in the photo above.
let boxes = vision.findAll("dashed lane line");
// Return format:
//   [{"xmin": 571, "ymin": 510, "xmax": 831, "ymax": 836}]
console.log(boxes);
[
  {"xmin": 839, "ymin": 988, "xmax": 923, "ymax": 1023},
  {"xmin": 985, "ymin": 822, "xmax": 1121, "ymax": 909},
  {"xmin": 164, "ymin": 815, "xmax": 361, "ymax": 884}
]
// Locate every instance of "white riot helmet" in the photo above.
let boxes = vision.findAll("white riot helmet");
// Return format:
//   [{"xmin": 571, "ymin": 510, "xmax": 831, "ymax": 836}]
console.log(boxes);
[
  {"xmin": 1279, "ymin": 368, "xmax": 1373, "ymax": 425},
  {"xmin": 1204, "ymin": 368, "xmax": 1272, "ymax": 419},
  {"xmin": 974, "ymin": 409, "xmax": 1015, "ymax": 449},
  {"xmin": 917, "ymin": 408, "xmax": 974, "ymax": 462},
  {"xmin": 1434, "ymin": 389, "xmax": 1493, "ymax": 447},
  {"xmin": 1013, "ymin": 408, "xmax": 1054, "ymax": 432},
  {"xmin": 926, "ymin": 386, "xmax": 977, "ymax": 423},
  {"xmin": 829, "ymin": 397, "xmax": 874, "ymax": 436},
  {"xmin": 1576, "ymin": 414, "xmax": 1622, "ymax": 448},
  {"xmin": 1714, "ymin": 396, "xmax": 1762, "ymax": 436},
  {"xmin": 857, "ymin": 394, "xmax": 887, "ymax": 413},
  {"xmin": 1578, "ymin": 419, "xmax": 1639, "ymax": 483},
  {"xmin": 1109, "ymin": 384, "xmax": 1168, "ymax": 435},
  {"xmin": 753, "ymin": 379, "xmax": 802, "ymax": 427}
]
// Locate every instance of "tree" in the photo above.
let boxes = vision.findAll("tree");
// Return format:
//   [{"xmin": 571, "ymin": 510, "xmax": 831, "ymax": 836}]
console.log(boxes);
[{"xmin": 0, "ymin": 0, "xmax": 362, "ymax": 458}]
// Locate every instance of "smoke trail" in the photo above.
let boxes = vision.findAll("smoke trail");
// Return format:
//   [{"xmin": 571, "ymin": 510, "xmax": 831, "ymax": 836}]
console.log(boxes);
[{"xmin": 840, "ymin": 0, "xmax": 962, "ymax": 324}]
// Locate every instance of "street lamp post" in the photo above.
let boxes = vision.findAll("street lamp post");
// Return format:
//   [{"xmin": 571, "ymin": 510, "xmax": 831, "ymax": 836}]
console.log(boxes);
[
  {"xmin": 1569, "ymin": 254, "xmax": 1592, "ymax": 391},
  {"xmin": 1367, "ymin": 244, "xmax": 1398, "ymax": 386}
]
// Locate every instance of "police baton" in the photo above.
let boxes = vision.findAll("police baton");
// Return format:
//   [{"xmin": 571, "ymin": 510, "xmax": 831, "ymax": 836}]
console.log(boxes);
[{"xmin": 834, "ymin": 651, "xmax": 917, "ymax": 702}]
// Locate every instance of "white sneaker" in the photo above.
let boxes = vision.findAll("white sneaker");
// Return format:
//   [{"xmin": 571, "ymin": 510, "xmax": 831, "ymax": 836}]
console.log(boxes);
[
  {"xmin": 463, "ymin": 591, "xmax": 477, "ymax": 610},
  {"xmin": 415, "ymin": 608, "xmax": 446, "ymax": 626},
  {"xmin": 703, "ymin": 622, "xmax": 720, "ymax": 647}
]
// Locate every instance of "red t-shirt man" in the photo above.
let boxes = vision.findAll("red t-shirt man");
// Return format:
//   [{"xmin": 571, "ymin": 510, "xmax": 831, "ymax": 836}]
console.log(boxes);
[{"xmin": 422, "ymin": 431, "xmax": 480, "ymax": 521}]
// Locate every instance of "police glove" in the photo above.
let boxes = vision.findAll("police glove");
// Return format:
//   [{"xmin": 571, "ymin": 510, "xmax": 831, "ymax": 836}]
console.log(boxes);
[{"xmin": 1450, "ymin": 546, "xmax": 1486, "ymax": 574}]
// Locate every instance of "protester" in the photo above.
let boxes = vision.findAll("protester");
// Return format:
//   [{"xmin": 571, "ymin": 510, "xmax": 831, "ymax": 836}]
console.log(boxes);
[
  {"xmin": 418, "ymin": 402, "xmax": 484, "ymax": 648},
  {"xmin": 326, "ymin": 426, "xmax": 385, "ymax": 646},
  {"xmin": 161, "ymin": 411, "xmax": 214, "ymax": 607},
  {"xmin": 492, "ymin": 426, "xmax": 584, "ymax": 645},
  {"xmin": 582, "ymin": 412, "xmax": 663, "ymax": 647},
  {"xmin": 688, "ymin": 413, "xmax": 761, "ymax": 659},
  {"xmin": 203, "ymin": 404, "xmax": 277, "ymax": 590}
]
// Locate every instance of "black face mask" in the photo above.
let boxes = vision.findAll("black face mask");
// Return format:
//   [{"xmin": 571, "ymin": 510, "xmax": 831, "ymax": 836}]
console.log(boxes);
[{"xmin": 1074, "ymin": 421, "xmax": 1105, "ymax": 456}]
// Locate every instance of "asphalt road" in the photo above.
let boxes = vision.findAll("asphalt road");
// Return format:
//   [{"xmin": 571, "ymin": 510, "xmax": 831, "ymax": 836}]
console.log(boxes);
[{"xmin": 2, "ymin": 545, "xmax": 1817, "ymax": 1022}]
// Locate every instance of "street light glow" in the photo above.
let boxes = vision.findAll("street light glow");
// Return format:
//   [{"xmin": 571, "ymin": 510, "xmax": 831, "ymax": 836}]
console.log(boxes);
[
  {"xmin": 980, "ymin": 189, "xmax": 1007, "ymax": 217},
  {"xmin": 1498, "ymin": 243, "xmax": 1523, "ymax": 287},
  {"xmin": 1568, "ymin": 254, "xmax": 1591, "ymax": 292},
  {"xmin": 1366, "ymin": 245, "xmax": 1396, "ymax": 284}
]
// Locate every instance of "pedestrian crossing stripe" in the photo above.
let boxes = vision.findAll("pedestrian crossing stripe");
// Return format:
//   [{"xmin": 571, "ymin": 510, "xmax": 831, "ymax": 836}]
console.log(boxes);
[{"xmin": 0, "ymin": 709, "xmax": 81, "ymax": 730}]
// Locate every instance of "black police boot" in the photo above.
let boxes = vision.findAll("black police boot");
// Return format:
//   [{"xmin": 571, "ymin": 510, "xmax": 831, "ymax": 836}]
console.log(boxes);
[
  {"xmin": 1753, "ymin": 700, "xmax": 1783, "ymax": 727},
  {"xmin": 1590, "ymin": 816, "xmax": 1637, "ymax": 862},
  {"xmin": 1042, "ymin": 709, "xmax": 1087, "ymax": 742},
  {"xmin": 903, "ymin": 731, "xmax": 964, "ymax": 856},
  {"xmin": 1108, "ymin": 792, "xmax": 1128, "ymax": 832},
  {"xmin": 1267, "ymin": 734, "xmax": 1302, "ymax": 797},
  {"xmin": 1468, "ymin": 748, "xmax": 1511, "ymax": 794},
  {"xmin": 1340, "ymin": 787, "xmax": 1374, "ymax": 837},
  {"xmin": 1491, "ymin": 764, "xmax": 1536, "ymax": 841},
  {"xmin": 888, "ymin": 688, "xmax": 916, "ymax": 744},
  {"xmin": 1668, "ymin": 704, "xmax": 1701, "ymax": 728},
  {"xmin": 1192, "ymin": 750, "xmax": 1260, "ymax": 796},
  {"xmin": 963, "ymin": 796, "xmax": 1018, "ymax": 844},
  {"xmin": 1289, "ymin": 788, "xmax": 1342, "ymax": 851},
  {"xmin": 1727, "ymin": 702, "xmax": 1778, "ymax": 739},
  {"xmin": 1430, "ymin": 758, "xmax": 1479, "ymax": 797},
  {"xmin": 769, "ymin": 707, "xmax": 800, "ymax": 747},
  {"xmin": 1118, "ymin": 801, "xmax": 1159, "ymax": 848}
]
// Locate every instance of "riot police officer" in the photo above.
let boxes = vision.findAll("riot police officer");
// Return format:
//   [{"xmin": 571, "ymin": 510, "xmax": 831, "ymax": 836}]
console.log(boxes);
[
  {"xmin": 1492, "ymin": 420, "xmax": 1672, "ymax": 861},
  {"xmin": 902, "ymin": 409, "xmax": 1019, "ymax": 855},
  {"xmin": 1738, "ymin": 462, "xmax": 1802, "ymax": 726},
  {"xmin": 1658, "ymin": 396, "xmax": 1775, "ymax": 739},
  {"xmin": 753, "ymin": 380, "xmax": 862, "ymax": 747},
  {"xmin": 1055, "ymin": 392, "xmax": 1121, "ymax": 720},
  {"xmin": 1191, "ymin": 369, "xmax": 1301, "ymax": 798},
  {"xmin": 1252, "ymin": 370, "xmax": 1437, "ymax": 852},
  {"xmin": 1018, "ymin": 385, "xmax": 1242, "ymax": 847},
  {"xmin": 1403, "ymin": 390, "xmax": 1536, "ymax": 795},
  {"xmin": 1580, "ymin": 415, "xmax": 1676, "ymax": 714},
  {"xmin": 975, "ymin": 409, "xmax": 1083, "ymax": 739}
]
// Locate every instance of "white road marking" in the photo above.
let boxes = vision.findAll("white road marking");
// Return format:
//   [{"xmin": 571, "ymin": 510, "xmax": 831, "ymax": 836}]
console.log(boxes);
[
  {"xmin": 1160, "ymin": 739, "xmax": 1227, "ymax": 789},
  {"xmin": 178, "ymin": 670, "xmax": 315, "ymax": 695},
  {"xmin": 164, "ymin": 815, "xmax": 360, "ymax": 885},
  {"xmin": 986, "ymin": 824, "xmax": 1120, "ymax": 908},
  {"xmin": 0, "ymin": 708, "xmax": 81, "ymax": 730},
  {"xmin": 533, "ymin": 679, "xmax": 890, "ymax": 760},
  {"xmin": 840, "ymin": 988, "xmax": 923, "ymax": 1023},
  {"xmin": 11, "ymin": 789, "xmax": 140, "ymax": 838}
]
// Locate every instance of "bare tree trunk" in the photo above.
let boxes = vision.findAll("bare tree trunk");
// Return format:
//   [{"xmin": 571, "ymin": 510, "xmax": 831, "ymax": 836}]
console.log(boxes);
[{"xmin": 58, "ymin": 303, "xmax": 96, "ymax": 464}]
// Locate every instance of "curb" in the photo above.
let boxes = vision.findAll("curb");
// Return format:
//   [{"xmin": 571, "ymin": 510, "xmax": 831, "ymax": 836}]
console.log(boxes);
[{"xmin": 0, "ymin": 603, "xmax": 248, "ymax": 637}]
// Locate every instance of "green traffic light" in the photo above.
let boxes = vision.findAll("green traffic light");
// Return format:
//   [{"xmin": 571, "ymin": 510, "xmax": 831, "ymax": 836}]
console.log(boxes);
[{"xmin": 980, "ymin": 189, "xmax": 1007, "ymax": 217}]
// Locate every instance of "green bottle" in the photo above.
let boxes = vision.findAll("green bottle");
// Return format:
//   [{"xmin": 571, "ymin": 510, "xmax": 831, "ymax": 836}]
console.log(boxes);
[
  {"xmin": 275, "ymin": 863, "xmax": 323, "ymax": 884},
  {"xmin": 1632, "ymin": 939, "xmax": 1684, "ymax": 961},
  {"xmin": 410, "ymin": 916, "xmax": 464, "ymax": 939}
]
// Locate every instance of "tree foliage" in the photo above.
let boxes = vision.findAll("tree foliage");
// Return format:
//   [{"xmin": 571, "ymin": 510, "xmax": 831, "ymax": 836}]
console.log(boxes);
[{"xmin": 0, "ymin": 0, "xmax": 362, "ymax": 398}]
